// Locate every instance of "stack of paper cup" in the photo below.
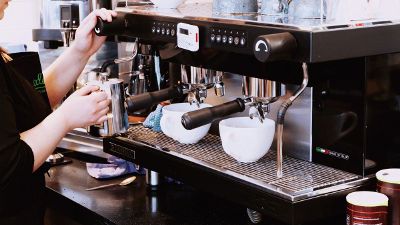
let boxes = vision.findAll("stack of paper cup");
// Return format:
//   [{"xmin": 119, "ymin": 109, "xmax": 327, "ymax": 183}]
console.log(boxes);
[
  {"xmin": 377, "ymin": 169, "xmax": 400, "ymax": 225},
  {"xmin": 346, "ymin": 191, "xmax": 388, "ymax": 225}
]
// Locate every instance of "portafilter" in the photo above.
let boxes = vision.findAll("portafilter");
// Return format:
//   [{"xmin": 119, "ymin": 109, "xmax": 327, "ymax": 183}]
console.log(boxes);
[
  {"xmin": 123, "ymin": 65, "xmax": 225, "ymax": 113},
  {"xmin": 181, "ymin": 77, "xmax": 286, "ymax": 130}
]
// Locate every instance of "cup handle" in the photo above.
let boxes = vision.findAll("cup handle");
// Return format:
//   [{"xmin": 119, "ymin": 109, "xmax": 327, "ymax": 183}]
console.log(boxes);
[{"xmin": 338, "ymin": 111, "xmax": 358, "ymax": 140}]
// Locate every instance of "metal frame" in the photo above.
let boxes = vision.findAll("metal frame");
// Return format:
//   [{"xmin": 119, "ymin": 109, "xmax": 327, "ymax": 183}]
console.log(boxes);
[{"xmin": 104, "ymin": 132, "xmax": 372, "ymax": 225}]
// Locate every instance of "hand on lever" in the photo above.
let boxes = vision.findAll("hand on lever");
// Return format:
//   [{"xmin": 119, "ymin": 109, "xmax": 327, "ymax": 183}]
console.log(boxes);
[
  {"xmin": 71, "ymin": 8, "xmax": 117, "ymax": 58},
  {"xmin": 56, "ymin": 85, "xmax": 111, "ymax": 131}
]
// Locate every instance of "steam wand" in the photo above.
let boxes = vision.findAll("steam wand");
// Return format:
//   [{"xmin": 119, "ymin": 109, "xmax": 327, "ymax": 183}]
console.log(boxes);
[
  {"xmin": 276, "ymin": 63, "xmax": 309, "ymax": 178},
  {"xmin": 99, "ymin": 41, "xmax": 138, "ymax": 73}
]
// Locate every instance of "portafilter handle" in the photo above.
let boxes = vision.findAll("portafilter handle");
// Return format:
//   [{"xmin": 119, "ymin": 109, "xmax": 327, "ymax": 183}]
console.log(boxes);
[
  {"xmin": 126, "ymin": 86, "xmax": 184, "ymax": 112},
  {"xmin": 181, "ymin": 98, "xmax": 246, "ymax": 130},
  {"xmin": 94, "ymin": 12, "xmax": 127, "ymax": 36}
]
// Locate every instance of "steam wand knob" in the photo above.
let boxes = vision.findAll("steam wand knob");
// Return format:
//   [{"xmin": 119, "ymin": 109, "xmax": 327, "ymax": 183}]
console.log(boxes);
[{"xmin": 254, "ymin": 32, "xmax": 297, "ymax": 62}]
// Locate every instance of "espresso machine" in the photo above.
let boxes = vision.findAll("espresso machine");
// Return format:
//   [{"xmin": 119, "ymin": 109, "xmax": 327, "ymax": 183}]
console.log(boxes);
[
  {"xmin": 94, "ymin": 0, "xmax": 400, "ymax": 224},
  {"xmin": 33, "ymin": 0, "xmax": 114, "ymax": 48}
]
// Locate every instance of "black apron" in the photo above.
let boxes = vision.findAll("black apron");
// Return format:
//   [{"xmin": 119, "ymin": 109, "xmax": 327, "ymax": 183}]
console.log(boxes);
[
  {"xmin": 1, "ymin": 52, "xmax": 52, "ymax": 225},
  {"xmin": 8, "ymin": 52, "xmax": 51, "ymax": 107}
]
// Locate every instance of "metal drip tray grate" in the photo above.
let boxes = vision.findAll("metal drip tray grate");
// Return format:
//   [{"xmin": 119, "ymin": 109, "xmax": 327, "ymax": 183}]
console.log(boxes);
[{"xmin": 125, "ymin": 126, "xmax": 360, "ymax": 197}]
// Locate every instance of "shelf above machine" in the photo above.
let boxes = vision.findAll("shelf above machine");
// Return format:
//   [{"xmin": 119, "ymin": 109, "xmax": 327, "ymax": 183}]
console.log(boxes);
[{"xmin": 108, "ymin": 2, "xmax": 400, "ymax": 63}]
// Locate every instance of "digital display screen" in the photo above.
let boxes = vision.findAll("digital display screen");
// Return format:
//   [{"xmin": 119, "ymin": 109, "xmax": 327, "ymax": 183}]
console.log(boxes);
[
  {"xmin": 180, "ymin": 28, "xmax": 189, "ymax": 35},
  {"xmin": 61, "ymin": 6, "xmax": 71, "ymax": 20}
]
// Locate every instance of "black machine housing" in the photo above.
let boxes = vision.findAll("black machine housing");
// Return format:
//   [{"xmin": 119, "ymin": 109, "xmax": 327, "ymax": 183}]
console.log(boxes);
[{"xmin": 98, "ymin": 3, "xmax": 400, "ymax": 224}]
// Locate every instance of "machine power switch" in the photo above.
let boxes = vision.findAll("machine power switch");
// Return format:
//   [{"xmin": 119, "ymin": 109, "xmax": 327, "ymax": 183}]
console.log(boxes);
[{"xmin": 254, "ymin": 32, "xmax": 297, "ymax": 62}]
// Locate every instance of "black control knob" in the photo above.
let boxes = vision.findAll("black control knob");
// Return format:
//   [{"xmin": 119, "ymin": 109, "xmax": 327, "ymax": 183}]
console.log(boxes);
[
  {"xmin": 253, "ymin": 32, "xmax": 297, "ymax": 62},
  {"xmin": 94, "ymin": 13, "xmax": 127, "ymax": 36}
]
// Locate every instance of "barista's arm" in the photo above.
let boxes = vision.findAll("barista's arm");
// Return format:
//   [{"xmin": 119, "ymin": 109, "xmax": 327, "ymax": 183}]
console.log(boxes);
[
  {"xmin": 43, "ymin": 9, "xmax": 117, "ymax": 108},
  {"xmin": 20, "ymin": 85, "xmax": 109, "ymax": 172}
]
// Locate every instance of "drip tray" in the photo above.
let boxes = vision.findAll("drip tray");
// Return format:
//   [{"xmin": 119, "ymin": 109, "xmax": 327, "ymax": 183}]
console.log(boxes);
[{"xmin": 121, "ymin": 126, "xmax": 362, "ymax": 201}]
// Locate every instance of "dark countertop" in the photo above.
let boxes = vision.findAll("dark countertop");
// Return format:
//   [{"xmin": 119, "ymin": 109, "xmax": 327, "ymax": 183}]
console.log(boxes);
[
  {"xmin": 45, "ymin": 156, "xmax": 262, "ymax": 225},
  {"xmin": 45, "ymin": 156, "xmax": 344, "ymax": 225}
]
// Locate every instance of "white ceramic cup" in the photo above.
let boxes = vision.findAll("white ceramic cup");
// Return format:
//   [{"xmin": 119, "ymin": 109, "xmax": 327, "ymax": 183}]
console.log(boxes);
[
  {"xmin": 160, "ymin": 103, "xmax": 212, "ymax": 144},
  {"xmin": 219, "ymin": 117, "xmax": 275, "ymax": 163}
]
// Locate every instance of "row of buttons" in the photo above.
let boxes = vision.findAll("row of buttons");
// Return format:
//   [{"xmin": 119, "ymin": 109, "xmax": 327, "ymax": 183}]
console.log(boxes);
[
  {"xmin": 151, "ymin": 21, "xmax": 176, "ymax": 37},
  {"xmin": 210, "ymin": 28, "xmax": 247, "ymax": 47}
]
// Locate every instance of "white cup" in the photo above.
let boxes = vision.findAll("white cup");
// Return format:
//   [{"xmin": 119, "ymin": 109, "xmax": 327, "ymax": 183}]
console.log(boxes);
[
  {"xmin": 219, "ymin": 117, "xmax": 275, "ymax": 163},
  {"xmin": 160, "ymin": 103, "xmax": 212, "ymax": 144}
]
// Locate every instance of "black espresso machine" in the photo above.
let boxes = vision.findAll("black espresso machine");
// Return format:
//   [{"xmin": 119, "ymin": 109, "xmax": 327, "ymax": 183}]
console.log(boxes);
[{"xmin": 95, "ymin": 1, "xmax": 400, "ymax": 224}]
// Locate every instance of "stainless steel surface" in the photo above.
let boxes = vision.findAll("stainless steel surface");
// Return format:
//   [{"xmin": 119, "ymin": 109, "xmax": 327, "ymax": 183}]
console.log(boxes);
[
  {"xmin": 180, "ymin": 66, "xmax": 221, "ymax": 89},
  {"xmin": 242, "ymin": 77, "xmax": 286, "ymax": 103},
  {"xmin": 128, "ymin": 43, "xmax": 156, "ymax": 96},
  {"xmin": 115, "ymin": 1, "xmax": 400, "ymax": 31},
  {"xmin": 225, "ymin": 76, "xmax": 286, "ymax": 133},
  {"xmin": 123, "ymin": 126, "xmax": 363, "ymax": 201},
  {"xmin": 58, "ymin": 129, "xmax": 112, "ymax": 159},
  {"xmin": 276, "ymin": 124, "xmax": 284, "ymax": 178},
  {"xmin": 39, "ymin": 0, "xmax": 90, "ymax": 46},
  {"xmin": 40, "ymin": 0, "xmax": 90, "ymax": 29},
  {"xmin": 60, "ymin": 28, "xmax": 77, "ymax": 47},
  {"xmin": 212, "ymin": 0, "xmax": 258, "ymax": 15},
  {"xmin": 108, "ymin": 79, "xmax": 129, "ymax": 135},
  {"xmin": 180, "ymin": 65, "xmax": 225, "ymax": 105},
  {"xmin": 114, "ymin": 42, "xmax": 138, "ymax": 64},
  {"xmin": 88, "ymin": 79, "xmax": 129, "ymax": 137},
  {"xmin": 145, "ymin": 169, "xmax": 160, "ymax": 186}
]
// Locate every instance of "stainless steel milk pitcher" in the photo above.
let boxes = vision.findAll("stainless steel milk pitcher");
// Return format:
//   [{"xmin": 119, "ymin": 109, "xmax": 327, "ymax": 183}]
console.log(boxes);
[{"xmin": 87, "ymin": 78, "xmax": 129, "ymax": 137}]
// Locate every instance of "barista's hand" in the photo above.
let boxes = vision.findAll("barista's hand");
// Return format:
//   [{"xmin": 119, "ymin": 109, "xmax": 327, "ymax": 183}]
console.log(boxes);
[
  {"xmin": 72, "ymin": 8, "xmax": 117, "ymax": 58},
  {"xmin": 56, "ymin": 85, "xmax": 111, "ymax": 131}
]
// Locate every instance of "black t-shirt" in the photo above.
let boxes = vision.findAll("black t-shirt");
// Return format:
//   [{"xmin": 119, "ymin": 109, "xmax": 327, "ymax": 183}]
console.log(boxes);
[{"xmin": 0, "ymin": 52, "xmax": 52, "ymax": 225}]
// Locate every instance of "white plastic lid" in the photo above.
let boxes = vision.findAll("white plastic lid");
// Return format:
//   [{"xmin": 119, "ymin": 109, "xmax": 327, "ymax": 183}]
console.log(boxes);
[
  {"xmin": 346, "ymin": 191, "xmax": 388, "ymax": 207},
  {"xmin": 376, "ymin": 169, "xmax": 400, "ymax": 185}
]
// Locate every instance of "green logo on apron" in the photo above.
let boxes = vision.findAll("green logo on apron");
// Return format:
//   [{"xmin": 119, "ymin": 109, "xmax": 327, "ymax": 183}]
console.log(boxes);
[{"xmin": 33, "ymin": 73, "xmax": 46, "ymax": 93}]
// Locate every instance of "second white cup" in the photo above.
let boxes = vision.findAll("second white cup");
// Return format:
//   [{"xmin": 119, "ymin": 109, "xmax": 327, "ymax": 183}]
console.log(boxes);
[
  {"xmin": 160, "ymin": 103, "xmax": 212, "ymax": 144},
  {"xmin": 219, "ymin": 117, "xmax": 275, "ymax": 163}
]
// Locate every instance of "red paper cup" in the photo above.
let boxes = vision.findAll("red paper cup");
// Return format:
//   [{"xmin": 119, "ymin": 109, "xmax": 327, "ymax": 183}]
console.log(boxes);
[
  {"xmin": 377, "ymin": 169, "xmax": 400, "ymax": 225},
  {"xmin": 346, "ymin": 191, "xmax": 388, "ymax": 225}
]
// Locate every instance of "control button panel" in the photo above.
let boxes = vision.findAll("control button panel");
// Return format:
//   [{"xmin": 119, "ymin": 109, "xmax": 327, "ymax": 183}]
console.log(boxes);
[
  {"xmin": 151, "ymin": 21, "xmax": 176, "ymax": 37},
  {"xmin": 210, "ymin": 28, "xmax": 247, "ymax": 48}
]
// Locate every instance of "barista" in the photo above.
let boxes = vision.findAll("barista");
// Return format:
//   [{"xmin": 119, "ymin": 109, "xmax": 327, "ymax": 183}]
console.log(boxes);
[{"xmin": 0, "ymin": 1, "xmax": 117, "ymax": 224}]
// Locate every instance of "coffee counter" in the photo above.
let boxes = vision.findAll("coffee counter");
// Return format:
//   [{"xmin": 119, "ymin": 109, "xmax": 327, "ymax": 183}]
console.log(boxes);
[{"xmin": 44, "ymin": 154, "xmax": 343, "ymax": 225}]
